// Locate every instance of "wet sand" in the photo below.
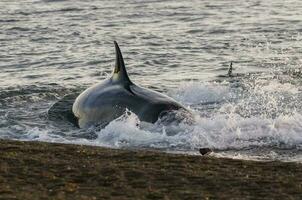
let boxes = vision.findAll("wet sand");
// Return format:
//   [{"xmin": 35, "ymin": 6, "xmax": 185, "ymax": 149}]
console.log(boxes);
[{"xmin": 0, "ymin": 139, "xmax": 301, "ymax": 199}]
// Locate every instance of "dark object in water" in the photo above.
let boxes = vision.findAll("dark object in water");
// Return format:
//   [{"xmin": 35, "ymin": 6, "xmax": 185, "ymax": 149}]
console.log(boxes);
[
  {"xmin": 227, "ymin": 62, "xmax": 233, "ymax": 77},
  {"xmin": 199, "ymin": 148, "xmax": 212, "ymax": 155},
  {"xmin": 217, "ymin": 61, "xmax": 238, "ymax": 78}
]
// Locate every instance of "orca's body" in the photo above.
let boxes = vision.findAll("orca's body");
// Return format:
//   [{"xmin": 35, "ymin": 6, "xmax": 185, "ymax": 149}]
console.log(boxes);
[{"xmin": 72, "ymin": 42, "xmax": 188, "ymax": 128}]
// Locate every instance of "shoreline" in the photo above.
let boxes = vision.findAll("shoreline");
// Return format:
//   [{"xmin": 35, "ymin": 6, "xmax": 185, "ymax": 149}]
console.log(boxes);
[{"xmin": 0, "ymin": 139, "xmax": 301, "ymax": 199}]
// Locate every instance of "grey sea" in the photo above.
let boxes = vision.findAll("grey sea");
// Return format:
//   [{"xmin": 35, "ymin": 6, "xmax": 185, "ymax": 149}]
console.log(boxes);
[{"xmin": 1, "ymin": 0, "xmax": 302, "ymax": 162}]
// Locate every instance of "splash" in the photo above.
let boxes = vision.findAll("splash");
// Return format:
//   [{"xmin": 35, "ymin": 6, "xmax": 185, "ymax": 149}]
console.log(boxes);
[{"xmin": 1, "ymin": 73, "xmax": 302, "ymax": 162}]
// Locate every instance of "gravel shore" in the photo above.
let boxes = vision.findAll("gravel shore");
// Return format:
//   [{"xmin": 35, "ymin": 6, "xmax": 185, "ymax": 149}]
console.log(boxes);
[{"xmin": 0, "ymin": 140, "xmax": 301, "ymax": 199}]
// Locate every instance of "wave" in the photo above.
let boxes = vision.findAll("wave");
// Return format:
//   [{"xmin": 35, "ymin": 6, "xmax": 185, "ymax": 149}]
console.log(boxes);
[{"xmin": 2, "ymin": 74, "xmax": 301, "ymax": 162}]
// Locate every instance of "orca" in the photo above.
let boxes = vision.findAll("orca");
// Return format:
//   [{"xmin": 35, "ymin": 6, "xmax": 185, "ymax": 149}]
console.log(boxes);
[{"xmin": 72, "ymin": 41, "xmax": 189, "ymax": 128}]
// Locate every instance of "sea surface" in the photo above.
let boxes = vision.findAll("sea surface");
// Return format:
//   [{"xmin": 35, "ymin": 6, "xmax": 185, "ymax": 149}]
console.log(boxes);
[{"xmin": 1, "ymin": 0, "xmax": 302, "ymax": 162}]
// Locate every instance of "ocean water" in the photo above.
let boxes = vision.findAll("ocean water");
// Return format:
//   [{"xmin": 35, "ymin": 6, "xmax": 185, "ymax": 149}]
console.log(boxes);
[{"xmin": 1, "ymin": 0, "xmax": 302, "ymax": 162}]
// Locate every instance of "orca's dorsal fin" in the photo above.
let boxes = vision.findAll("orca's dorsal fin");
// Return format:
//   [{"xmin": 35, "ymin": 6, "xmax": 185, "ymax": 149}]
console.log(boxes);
[
  {"xmin": 112, "ymin": 41, "xmax": 132, "ymax": 85},
  {"xmin": 227, "ymin": 62, "xmax": 233, "ymax": 77}
]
